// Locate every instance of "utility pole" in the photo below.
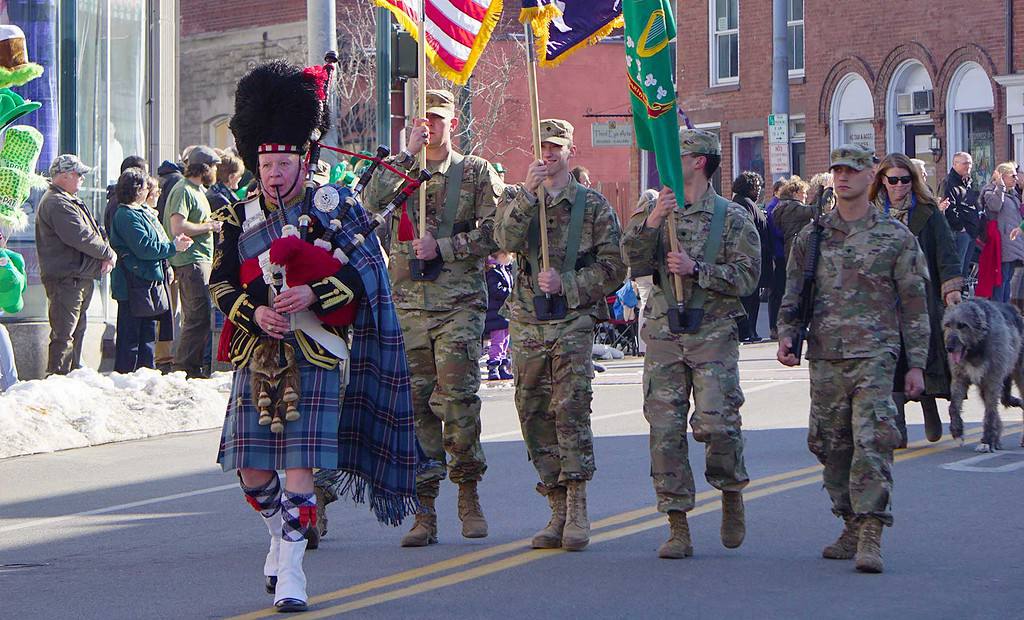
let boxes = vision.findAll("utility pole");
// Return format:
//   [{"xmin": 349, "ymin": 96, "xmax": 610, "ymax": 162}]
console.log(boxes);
[
  {"xmin": 769, "ymin": 0, "xmax": 791, "ymax": 181},
  {"xmin": 375, "ymin": 8, "xmax": 393, "ymax": 149},
  {"xmin": 307, "ymin": 0, "xmax": 339, "ymax": 155}
]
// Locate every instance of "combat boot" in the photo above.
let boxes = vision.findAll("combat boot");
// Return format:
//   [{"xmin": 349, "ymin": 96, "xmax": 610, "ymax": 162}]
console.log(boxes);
[
  {"xmin": 657, "ymin": 511, "xmax": 693, "ymax": 559},
  {"xmin": 562, "ymin": 480, "xmax": 591, "ymax": 551},
  {"xmin": 400, "ymin": 496, "xmax": 438, "ymax": 547},
  {"xmin": 822, "ymin": 516, "xmax": 859, "ymax": 560},
  {"xmin": 854, "ymin": 517, "xmax": 885, "ymax": 573},
  {"xmin": 531, "ymin": 486, "xmax": 567, "ymax": 549},
  {"xmin": 720, "ymin": 491, "xmax": 745, "ymax": 549},
  {"xmin": 313, "ymin": 486, "xmax": 330, "ymax": 539},
  {"xmin": 458, "ymin": 482, "xmax": 488, "ymax": 538}
]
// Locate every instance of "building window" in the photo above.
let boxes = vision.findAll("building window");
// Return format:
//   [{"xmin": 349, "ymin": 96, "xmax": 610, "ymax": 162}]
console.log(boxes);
[
  {"xmin": 710, "ymin": 0, "xmax": 738, "ymax": 85},
  {"xmin": 789, "ymin": 116, "xmax": 806, "ymax": 177},
  {"xmin": 830, "ymin": 73, "xmax": 874, "ymax": 150},
  {"xmin": 209, "ymin": 117, "xmax": 232, "ymax": 150},
  {"xmin": 947, "ymin": 62, "xmax": 995, "ymax": 186},
  {"xmin": 733, "ymin": 132, "xmax": 764, "ymax": 180},
  {"xmin": 787, "ymin": 0, "xmax": 804, "ymax": 76},
  {"xmin": 885, "ymin": 60, "xmax": 934, "ymax": 155}
]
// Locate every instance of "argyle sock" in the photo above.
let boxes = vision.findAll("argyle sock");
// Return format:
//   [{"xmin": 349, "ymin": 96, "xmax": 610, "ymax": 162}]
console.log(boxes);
[
  {"xmin": 240, "ymin": 472, "xmax": 281, "ymax": 518},
  {"xmin": 280, "ymin": 491, "xmax": 317, "ymax": 543}
]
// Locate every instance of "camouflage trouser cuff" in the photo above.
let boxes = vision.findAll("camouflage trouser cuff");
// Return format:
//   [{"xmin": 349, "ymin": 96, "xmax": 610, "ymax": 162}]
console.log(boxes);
[
  {"xmin": 535, "ymin": 481, "xmax": 565, "ymax": 497},
  {"xmin": 655, "ymin": 494, "xmax": 695, "ymax": 514},
  {"xmin": 415, "ymin": 479, "xmax": 442, "ymax": 499},
  {"xmin": 856, "ymin": 511, "xmax": 894, "ymax": 527}
]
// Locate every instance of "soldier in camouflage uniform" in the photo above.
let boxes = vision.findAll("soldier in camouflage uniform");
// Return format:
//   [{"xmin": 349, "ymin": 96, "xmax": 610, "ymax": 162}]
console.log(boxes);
[
  {"xmin": 777, "ymin": 144, "xmax": 930, "ymax": 574},
  {"xmin": 495, "ymin": 119, "xmax": 625, "ymax": 551},
  {"xmin": 622, "ymin": 129, "xmax": 760, "ymax": 559},
  {"xmin": 325, "ymin": 89, "xmax": 500, "ymax": 547}
]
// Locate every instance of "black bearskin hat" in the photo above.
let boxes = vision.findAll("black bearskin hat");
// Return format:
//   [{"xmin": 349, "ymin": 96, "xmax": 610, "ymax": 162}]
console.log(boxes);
[{"xmin": 229, "ymin": 60, "xmax": 330, "ymax": 178}]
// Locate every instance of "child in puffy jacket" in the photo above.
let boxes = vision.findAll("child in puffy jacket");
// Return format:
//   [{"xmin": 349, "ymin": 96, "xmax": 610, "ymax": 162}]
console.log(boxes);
[{"xmin": 485, "ymin": 252, "xmax": 514, "ymax": 380}]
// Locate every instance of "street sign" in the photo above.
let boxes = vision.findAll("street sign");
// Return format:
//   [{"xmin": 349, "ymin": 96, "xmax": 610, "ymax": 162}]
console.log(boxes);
[
  {"xmin": 769, "ymin": 143, "xmax": 790, "ymax": 175},
  {"xmin": 768, "ymin": 113, "xmax": 789, "ymax": 144},
  {"xmin": 591, "ymin": 121, "xmax": 634, "ymax": 147}
]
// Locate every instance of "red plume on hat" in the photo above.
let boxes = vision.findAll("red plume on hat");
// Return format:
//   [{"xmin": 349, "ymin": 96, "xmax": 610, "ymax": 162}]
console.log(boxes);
[
  {"xmin": 229, "ymin": 60, "xmax": 331, "ymax": 179},
  {"xmin": 302, "ymin": 65, "xmax": 329, "ymax": 101}
]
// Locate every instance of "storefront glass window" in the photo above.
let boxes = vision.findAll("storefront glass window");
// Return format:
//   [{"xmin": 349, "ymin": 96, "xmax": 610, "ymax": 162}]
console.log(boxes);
[
  {"xmin": 962, "ymin": 111, "xmax": 994, "ymax": 187},
  {"xmin": 734, "ymin": 134, "xmax": 764, "ymax": 180}
]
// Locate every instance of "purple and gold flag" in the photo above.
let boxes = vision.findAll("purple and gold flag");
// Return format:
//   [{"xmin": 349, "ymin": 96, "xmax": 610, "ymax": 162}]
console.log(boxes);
[{"xmin": 536, "ymin": 0, "xmax": 623, "ymax": 67}]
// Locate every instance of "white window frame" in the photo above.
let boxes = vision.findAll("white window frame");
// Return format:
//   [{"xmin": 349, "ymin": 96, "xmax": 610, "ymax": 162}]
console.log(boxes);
[
  {"xmin": 732, "ymin": 130, "xmax": 764, "ymax": 178},
  {"xmin": 829, "ymin": 73, "xmax": 874, "ymax": 150},
  {"xmin": 787, "ymin": 0, "xmax": 804, "ymax": 78},
  {"xmin": 709, "ymin": 0, "xmax": 739, "ymax": 86},
  {"xmin": 945, "ymin": 61, "xmax": 995, "ymax": 172}
]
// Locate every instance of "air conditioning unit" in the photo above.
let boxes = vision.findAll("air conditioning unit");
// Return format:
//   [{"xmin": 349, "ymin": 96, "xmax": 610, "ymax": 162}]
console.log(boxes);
[
  {"xmin": 896, "ymin": 93, "xmax": 914, "ymax": 116},
  {"xmin": 913, "ymin": 89, "xmax": 934, "ymax": 114},
  {"xmin": 897, "ymin": 90, "xmax": 934, "ymax": 116}
]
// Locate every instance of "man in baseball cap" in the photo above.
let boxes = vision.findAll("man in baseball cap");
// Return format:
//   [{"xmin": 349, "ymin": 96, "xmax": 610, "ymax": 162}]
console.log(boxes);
[
  {"xmin": 36, "ymin": 152, "xmax": 114, "ymax": 375},
  {"xmin": 621, "ymin": 124, "xmax": 761, "ymax": 559},
  {"xmin": 48, "ymin": 153, "xmax": 92, "ymax": 178}
]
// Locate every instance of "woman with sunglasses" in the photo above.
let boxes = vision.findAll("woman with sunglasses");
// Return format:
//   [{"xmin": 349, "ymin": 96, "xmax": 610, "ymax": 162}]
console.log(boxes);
[{"xmin": 869, "ymin": 153, "xmax": 962, "ymax": 446}]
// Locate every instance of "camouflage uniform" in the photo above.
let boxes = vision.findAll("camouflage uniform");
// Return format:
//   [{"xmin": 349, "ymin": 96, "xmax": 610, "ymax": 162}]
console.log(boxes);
[
  {"xmin": 778, "ymin": 146, "xmax": 930, "ymax": 527},
  {"xmin": 495, "ymin": 123, "xmax": 626, "ymax": 491},
  {"xmin": 622, "ymin": 175, "xmax": 761, "ymax": 514},
  {"xmin": 362, "ymin": 90, "xmax": 501, "ymax": 496}
]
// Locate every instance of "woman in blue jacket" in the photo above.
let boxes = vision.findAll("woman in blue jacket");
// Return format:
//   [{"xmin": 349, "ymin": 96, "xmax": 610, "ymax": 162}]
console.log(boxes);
[{"xmin": 110, "ymin": 169, "xmax": 192, "ymax": 373}]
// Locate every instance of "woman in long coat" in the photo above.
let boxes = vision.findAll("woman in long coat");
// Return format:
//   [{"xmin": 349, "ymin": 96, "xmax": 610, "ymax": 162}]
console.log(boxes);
[{"xmin": 870, "ymin": 152, "xmax": 963, "ymax": 445}]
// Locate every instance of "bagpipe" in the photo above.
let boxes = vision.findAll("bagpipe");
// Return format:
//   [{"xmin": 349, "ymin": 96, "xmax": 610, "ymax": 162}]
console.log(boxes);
[{"xmin": 265, "ymin": 52, "xmax": 432, "ymax": 298}]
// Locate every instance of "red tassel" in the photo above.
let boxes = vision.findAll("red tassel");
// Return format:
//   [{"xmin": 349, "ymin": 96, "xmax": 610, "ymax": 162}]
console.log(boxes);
[
  {"xmin": 218, "ymin": 321, "xmax": 235, "ymax": 363},
  {"xmin": 397, "ymin": 204, "xmax": 415, "ymax": 242},
  {"xmin": 299, "ymin": 505, "xmax": 318, "ymax": 528}
]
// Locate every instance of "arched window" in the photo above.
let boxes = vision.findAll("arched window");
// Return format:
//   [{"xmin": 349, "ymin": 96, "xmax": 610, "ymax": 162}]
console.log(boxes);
[
  {"xmin": 885, "ymin": 60, "xmax": 934, "ymax": 157},
  {"xmin": 946, "ymin": 62, "xmax": 995, "ymax": 185},
  {"xmin": 829, "ymin": 73, "xmax": 873, "ymax": 149},
  {"xmin": 207, "ymin": 116, "xmax": 232, "ymax": 151}
]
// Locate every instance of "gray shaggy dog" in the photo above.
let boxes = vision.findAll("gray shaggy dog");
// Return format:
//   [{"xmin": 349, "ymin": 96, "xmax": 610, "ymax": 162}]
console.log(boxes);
[{"xmin": 942, "ymin": 298, "xmax": 1024, "ymax": 452}]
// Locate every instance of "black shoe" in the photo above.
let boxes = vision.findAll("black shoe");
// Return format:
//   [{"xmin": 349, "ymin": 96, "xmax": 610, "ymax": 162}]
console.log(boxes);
[
  {"xmin": 275, "ymin": 598, "xmax": 308, "ymax": 613},
  {"xmin": 594, "ymin": 362, "xmax": 606, "ymax": 373},
  {"xmin": 922, "ymin": 398, "xmax": 942, "ymax": 442},
  {"xmin": 265, "ymin": 575, "xmax": 277, "ymax": 594}
]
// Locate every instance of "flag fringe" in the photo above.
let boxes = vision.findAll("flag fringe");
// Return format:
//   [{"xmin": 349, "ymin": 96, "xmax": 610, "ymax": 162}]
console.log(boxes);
[
  {"xmin": 518, "ymin": 4, "xmax": 562, "ymax": 36},
  {"xmin": 373, "ymin": 0, "xmax": 503, "ymax": 86},
  {"xmin": 538, "ymin": 15, "xmax": 624, "ymax": 68}
]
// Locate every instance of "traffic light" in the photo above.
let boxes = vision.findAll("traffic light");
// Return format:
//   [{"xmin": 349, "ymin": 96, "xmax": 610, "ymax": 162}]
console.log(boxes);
[{"xmin": 391, "ymin": 29, "xmax": 417, "ymax": 80}]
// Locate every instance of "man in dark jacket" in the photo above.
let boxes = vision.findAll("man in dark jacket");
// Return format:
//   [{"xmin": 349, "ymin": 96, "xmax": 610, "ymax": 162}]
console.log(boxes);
[
  {"xmin": 153, "ymin": 159, "xmax": 185, "ymax": 372},
  {"xmin": 156, "ymin": 158, "xmax": 185, "ymax": 221},
  {"xmin": 35, "ymin": 154, "xmax": 115, "ymax": 375},
  {"xmin": 939, "ymin": 152, "xmax": 982, "ymax": 276}
]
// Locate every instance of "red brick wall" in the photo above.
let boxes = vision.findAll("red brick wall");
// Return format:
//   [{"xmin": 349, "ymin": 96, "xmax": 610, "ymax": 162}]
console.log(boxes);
[{"xmin": 677, "ymin": 0, "xmax": 1012, "ymax": 195}]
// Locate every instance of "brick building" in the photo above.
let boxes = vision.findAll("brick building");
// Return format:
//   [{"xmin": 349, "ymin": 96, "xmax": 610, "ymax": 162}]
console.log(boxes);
[
  {"xmin": 677, "ymin": 0, "xmax": 1023, "ymax": 195},
  {"xmin": 177, "ymin": 2, "xmax": 635, "ymax": 220}
]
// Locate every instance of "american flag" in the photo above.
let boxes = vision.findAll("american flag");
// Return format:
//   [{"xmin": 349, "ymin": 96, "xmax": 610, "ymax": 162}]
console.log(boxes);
[{"xmin": 374, "ymin": 0, "xmax": 503, "ymax": 85}]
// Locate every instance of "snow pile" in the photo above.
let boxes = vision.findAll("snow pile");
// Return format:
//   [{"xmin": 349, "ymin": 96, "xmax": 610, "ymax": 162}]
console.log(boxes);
[{"xmin": 0, "ymin": 368, "xmax": 231, "ymax": 459}]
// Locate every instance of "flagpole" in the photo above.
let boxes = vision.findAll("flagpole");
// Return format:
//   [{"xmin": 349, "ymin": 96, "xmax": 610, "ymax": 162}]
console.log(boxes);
[
  {"xmin": 418, "ymin": 0, "xmax": 428, "ymax": 241},
  {"xmin": 666, "ymin": 209, "xmax": 685, "ymax": 306},
  {"xmin": 524, "ymin": 24, "xmax": 549, "ymax": 272}
]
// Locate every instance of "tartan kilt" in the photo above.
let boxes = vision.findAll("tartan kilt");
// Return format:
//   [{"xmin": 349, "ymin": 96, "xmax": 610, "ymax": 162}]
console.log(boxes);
[{"xmin": 217, "ymin": 338, "xmax": 345, "ymax": 471}]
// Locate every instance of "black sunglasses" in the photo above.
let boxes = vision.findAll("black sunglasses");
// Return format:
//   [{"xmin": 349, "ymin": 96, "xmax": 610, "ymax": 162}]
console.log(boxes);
[{"xmin": 885, "ymin": 175, "xmax": 912, "ymax": 185}]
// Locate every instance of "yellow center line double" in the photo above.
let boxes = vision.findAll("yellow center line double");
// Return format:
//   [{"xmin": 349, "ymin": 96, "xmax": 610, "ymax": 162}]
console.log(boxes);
[{"xmin": 229, "ymin": 424, "xmax": 1016, "ymax": 619}]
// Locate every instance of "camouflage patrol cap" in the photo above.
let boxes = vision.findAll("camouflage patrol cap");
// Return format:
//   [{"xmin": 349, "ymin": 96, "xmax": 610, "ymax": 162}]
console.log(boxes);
[
  {"xmin": 424, "ymin": 89, "xmax": 456, "ymax": 120},
  {"xmin": 830, "ymin": 143, "xmax": 875, "ymax": 171},
  {"xmin": 679, "ymin": 128, "xmax": 721, "ymax": 156},
  {"xmin": 540, "ymin": 119, "xmax": 574, "ymax": 146},
  {"xmin": 48, "ymin": 153, "xmax": 91, "ymax": 177}
]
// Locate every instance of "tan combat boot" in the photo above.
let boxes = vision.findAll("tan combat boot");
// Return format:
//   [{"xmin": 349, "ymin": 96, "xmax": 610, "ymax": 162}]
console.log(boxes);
[
  {"xmin": 657, "ymin": 511, "xmax": 693, "ymax": 559},
  {"xmin": 457, "ymin": 481, "xmax": 488, "ymax": 538},
  {"xmin": 531, "ymin": 486, "xmax": 567, "ymax": 549},
  {"xmin": 822, "ymin": 516, "xmax": 859, "ymax": 560},
  {"xmin": 720, "ymin": 491, "xmax": 745, "ymax": 549},
  {"xmin": 400, "ymin": 496, "xmax": 438, "ymax": 547},
  {"xmin": 854, "ymin": 517, "xmax": 884, "ymax": 573},
  {"xmin": 562, "ymin": 480, "xmax": 590, "ymax": 551}
]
